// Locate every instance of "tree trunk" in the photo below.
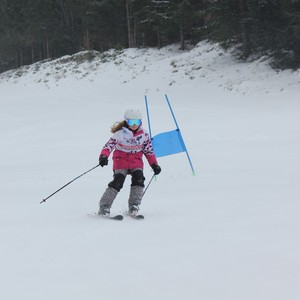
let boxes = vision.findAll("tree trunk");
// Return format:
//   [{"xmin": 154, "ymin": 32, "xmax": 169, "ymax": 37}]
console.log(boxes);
[
  {"xmin": 156, "ymin": 29, "xmax": 161, "ymax": 48},
  {"xmin": 19, "ymin": 49, "xmax": 23, "ymax": 67},
  {"xmin": 31, "ymin": 43, "xmax": 35, "ymax": 64},
  {"xmin": 45, "ymin": 29, "xmax": 50, "ymax": 59},
  {"xmin": 179, "ymin": 25, "xmax": 185, "ymax": 50},
  {"xmin": 126, "ymin": 0, "xmax": 134, "ymax": 47},
  {"xmin": 15, "ymin": 50, "xmax": 18, "ymax": 68},
  {"xmin": 84, "ymin": 28, "xmax": 90, "ymax": 50},
  {"xmin": 55, "ymin": 0, "xmax": 69, "ymax": 26},
  {"xmin": 239, "ymin": 0, "xmax": 250, "ymax": 58}
]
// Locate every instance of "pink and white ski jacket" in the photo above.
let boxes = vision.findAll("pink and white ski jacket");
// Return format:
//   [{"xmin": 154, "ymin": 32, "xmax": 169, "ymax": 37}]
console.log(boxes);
[{"xmin": 100, "ymin": 126, "xmax": 158, "ymax": 170}]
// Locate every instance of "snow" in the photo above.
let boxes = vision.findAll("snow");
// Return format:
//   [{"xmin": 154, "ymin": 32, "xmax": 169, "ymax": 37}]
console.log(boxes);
[{"xmin": 1, "ymin": 41, "xmax": 300, "ymax": 300}]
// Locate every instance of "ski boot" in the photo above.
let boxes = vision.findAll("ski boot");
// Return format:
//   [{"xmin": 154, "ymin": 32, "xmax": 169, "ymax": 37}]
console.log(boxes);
[
  {"xmin": 98, "ymin": 205, "xmax": 110, "ymax": 216},
  {"xmin": 129, "ymin": 204, "xmax": 139, "ymax": 216}
]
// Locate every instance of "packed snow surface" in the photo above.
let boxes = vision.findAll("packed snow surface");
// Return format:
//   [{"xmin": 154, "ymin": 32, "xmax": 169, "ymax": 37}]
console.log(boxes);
[{"xmin": 1, "ymin": 41, "xmax": 300, "ymax": 300}]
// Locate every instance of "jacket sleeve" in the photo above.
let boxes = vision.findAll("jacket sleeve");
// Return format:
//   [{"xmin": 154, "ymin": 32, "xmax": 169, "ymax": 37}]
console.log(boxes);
[
  {"xmin": 143, "ymin": 133, "xmax": 158, "ymax": 166},
  {"xmin": 100, "ymin": 137, "xmax": 117, "ymax": 158}
]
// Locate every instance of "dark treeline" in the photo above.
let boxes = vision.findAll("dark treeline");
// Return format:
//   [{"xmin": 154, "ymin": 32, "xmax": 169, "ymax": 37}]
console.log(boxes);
[{"xmin": 1, "ymin": 0, "xmax": 300, "ymax": 73}]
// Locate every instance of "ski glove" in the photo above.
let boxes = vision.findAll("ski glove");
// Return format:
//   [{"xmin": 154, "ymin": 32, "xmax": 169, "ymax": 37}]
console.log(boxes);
[
  {"xmin": 99, "ymin": 155, "xmax": 108, "ymax": 167},
  {"xmin": 151, "ymin": 164, "xmax": 161, "ymax": 175}
]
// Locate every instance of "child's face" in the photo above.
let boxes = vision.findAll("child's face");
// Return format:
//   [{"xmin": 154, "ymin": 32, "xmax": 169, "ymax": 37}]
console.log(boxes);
[{"xmin": 129, "ymin": 124, "xmax": 139, "ymax": 131}]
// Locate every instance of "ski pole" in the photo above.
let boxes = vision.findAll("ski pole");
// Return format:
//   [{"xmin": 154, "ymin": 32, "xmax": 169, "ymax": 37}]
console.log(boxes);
[
  {"xmin": 143, "ymin": 173, "xmax": 156, "ymax": 197},
  {"xmin": 40, "ymin": 164, "xmax": 100, "ymax": 204}
]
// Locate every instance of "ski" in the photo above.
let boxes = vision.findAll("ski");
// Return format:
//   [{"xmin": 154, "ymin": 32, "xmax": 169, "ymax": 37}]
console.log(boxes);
[
  {"xmin": 110, "ymin": 214, "xmax": 124, "ymax": 221},
  {"xmin": 129, "ymin": 213, "xmax": 144, "ymax": 220},
  {"xmin": 88, "ymin": 213, "xmax": 123, "ymax": 221},
  {"xmin": 100, "ymin": 214, "xmax": 123, "ymax": 221},
  {"xmin": 89, "ymin": 212, "xmax": 145, "ymax": 220}
]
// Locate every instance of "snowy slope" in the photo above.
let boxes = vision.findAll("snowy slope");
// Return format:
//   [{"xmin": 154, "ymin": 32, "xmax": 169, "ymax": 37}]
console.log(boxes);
[{"xmin": 1, "ymin": 41, "xmax": 300, "ymax": 300}]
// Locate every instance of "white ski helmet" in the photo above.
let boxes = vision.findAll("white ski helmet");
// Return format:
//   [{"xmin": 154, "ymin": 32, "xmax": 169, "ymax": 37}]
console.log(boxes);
[{"xmin": 124, "ymin": 108, "xmax": 142, "ymax": 120}]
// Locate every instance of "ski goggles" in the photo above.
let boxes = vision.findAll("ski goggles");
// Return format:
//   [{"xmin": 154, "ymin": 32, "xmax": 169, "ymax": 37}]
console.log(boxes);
[{"xmin": 126, "ymin": 119, "xmax": 141, "ymax": 126}]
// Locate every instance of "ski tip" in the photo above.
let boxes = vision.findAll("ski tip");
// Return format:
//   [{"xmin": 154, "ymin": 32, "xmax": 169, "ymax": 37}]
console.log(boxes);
[
  {"xmin": 131, "ymin": 214, "xmax": 144, "ymax": 220},
  {"xmin": 111, "ymin": 215, "xmax": 124, "ymax": 221}
]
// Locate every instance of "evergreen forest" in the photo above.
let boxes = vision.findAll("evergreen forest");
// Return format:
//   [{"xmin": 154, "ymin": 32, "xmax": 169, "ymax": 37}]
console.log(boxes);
[{"xmin": 1, "ymin": 0, "xmax": 300, "ymax": 73}]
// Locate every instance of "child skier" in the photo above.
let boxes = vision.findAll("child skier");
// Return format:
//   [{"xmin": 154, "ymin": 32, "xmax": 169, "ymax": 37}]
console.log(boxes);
[{"xmin": 98, "ymin": 108, "xmax": 161, "ymax": 216}]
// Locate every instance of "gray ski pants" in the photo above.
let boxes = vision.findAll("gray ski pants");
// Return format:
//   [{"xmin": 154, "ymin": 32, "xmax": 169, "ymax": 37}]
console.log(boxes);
[{"xmin": 99, "ymin": 169, "xmax": 145, "ymax": 209}]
